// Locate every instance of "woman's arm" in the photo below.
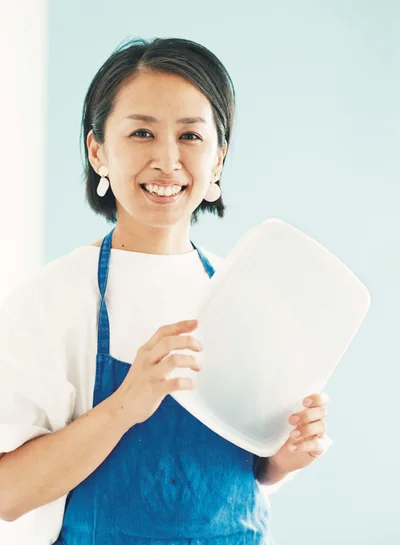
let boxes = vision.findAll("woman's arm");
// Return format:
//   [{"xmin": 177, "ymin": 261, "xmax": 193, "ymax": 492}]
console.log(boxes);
[
  {"xmin": 0, "ymin": 392, "xmax": 130, "ymax": 522},
  {"xmin": 255, "ymin": 456, "xmax": 290, "ymax": 486}
]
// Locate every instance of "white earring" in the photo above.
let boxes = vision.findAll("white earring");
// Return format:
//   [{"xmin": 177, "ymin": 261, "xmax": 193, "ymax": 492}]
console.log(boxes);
[
  {"xmin": 203, "ymin": 171, "xmax": 221, "ymax": 202},
  {"xmin": 97, "ymin": 166, "xmax": 110, "ymax": 197}
]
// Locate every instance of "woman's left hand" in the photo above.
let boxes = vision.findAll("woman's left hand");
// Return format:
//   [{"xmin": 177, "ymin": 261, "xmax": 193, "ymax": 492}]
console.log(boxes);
[{"xmin": 269, "ymin": 392, "xmax": 332, "ymax": 474}]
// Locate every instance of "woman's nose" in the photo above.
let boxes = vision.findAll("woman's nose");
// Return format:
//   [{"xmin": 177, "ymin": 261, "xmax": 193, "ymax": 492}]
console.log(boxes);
[{"xmin": 150, "ymin": 138, "xmax": 181, "ymax": 173}]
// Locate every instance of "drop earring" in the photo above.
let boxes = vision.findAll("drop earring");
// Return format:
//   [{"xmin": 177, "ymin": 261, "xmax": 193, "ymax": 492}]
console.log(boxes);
[
  {"xmin": 203, "ymin": 171, "xmax": 221, "ymax": 202},
  {"xmin": 97, "ymin": 166, "xmax": 110, "ymax": 197}
]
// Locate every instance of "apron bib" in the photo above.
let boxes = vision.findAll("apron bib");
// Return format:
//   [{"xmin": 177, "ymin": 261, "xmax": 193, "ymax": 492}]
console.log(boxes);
[{"xmin": 55, "ymin": 229, "xmax": 269, "ymax": 544}]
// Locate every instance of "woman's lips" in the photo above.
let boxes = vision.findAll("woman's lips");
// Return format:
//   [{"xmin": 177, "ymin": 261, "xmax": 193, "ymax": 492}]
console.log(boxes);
[{"xmin": 140, "ymin": 184, "xmax": 187, "ymax": 204}]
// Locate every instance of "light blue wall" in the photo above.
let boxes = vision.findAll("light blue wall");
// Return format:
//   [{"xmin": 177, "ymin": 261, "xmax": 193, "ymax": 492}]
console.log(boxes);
[{"xmin": 46, "ymin": 2, "xmax": 399, "ymax": 543}]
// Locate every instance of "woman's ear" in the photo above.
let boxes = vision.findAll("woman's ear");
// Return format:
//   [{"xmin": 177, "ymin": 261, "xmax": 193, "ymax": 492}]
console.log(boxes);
[
  {"xmin": 87, "ymin": 129, "xmax": 106, "ymax": 174},
  {"xmin": 216, "ymin": 142, "xmax": 228, "ymax": 173}
]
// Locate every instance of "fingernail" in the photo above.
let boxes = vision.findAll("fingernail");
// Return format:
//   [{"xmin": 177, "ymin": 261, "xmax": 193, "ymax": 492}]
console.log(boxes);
[
  {"xmin": 304, "ymin": 398, "xmax": 312, "ymax": 406},
  {"xmin": 288, "ymin": 444, "xmax": 297, "ymax": 451},
  {"xmin": 291, "ymin": 430, "xmax": 300, "ymax": 439},
  {"xmin": 291, "ymin": 416, "xmax": 299, "ymax": 425}
]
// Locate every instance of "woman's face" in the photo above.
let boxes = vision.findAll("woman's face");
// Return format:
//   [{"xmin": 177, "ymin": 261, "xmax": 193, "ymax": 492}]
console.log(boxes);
[{"xmin": 87, "ymin": 70, "xmax": 227, "ymax": 229}]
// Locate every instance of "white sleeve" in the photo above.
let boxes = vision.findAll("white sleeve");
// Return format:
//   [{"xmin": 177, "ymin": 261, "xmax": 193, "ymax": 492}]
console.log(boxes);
[{"xmin": 0, "ymin": 274, "xmax": 76, "ymax": 453}]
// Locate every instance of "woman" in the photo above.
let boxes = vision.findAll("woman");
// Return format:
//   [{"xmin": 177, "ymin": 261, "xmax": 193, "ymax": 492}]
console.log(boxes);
[{"xmin": 0, "ymin": 37, "xmax": 331, "ymax": 544}]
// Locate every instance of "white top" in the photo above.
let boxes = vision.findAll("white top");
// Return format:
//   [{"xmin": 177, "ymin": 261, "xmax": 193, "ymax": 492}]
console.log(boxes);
[{"xmin": 0, "ymin": 243, "xmax": 294, "ymax": 545}]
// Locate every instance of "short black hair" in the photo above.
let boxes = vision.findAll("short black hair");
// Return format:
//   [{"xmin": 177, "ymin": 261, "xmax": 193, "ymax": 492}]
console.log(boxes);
[{"xmin": 80, "ymin": 36, "xmax": 236, "ymax": 225}]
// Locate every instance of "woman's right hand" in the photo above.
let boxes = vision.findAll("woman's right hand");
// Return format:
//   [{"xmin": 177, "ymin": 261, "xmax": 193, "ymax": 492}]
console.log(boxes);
[{"xmin": 111, "ymin": 319, "xmax": 203, "ymax": 432}]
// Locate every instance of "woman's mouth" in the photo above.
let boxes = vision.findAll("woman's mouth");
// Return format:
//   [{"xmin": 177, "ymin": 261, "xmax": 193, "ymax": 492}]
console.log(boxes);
[{"xmin": 140, "ymin": 184, "xmax": 188, "ymax": 204}]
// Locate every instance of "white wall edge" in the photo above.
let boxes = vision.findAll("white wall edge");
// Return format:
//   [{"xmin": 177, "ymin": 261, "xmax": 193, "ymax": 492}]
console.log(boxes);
[{"xmin": 0, "ymin": 0, "xmax": 48, "ymax": 304}]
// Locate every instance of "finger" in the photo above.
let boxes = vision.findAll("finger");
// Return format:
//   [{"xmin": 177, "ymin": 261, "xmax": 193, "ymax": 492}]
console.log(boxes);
[
  {"xmin": 141, "ymin": 320, "xmax": 199, "ymax": 352},
  {"xmin": 290, "ymin": 420, "xmax": 326, "ymax": 441},
  {"xmin": 156, "ymin": 353, "xmax": 201, "ymax": 377},
  {"xmin": 302, "ymin": 392, "xmax": 330, "ymax": 408},
  {"xmin": 309, "ymin": 438, "xmax": 326, "ymax": 458},
  {"xmin": 290, "ymin": 436, "xmax": 325, "ymax": 455},
  {"xmin": 294, "ymin": 434, "xmax": 333, "ymax": 456},
  {"xmin": 289, "ymin": 405, "xmax": 327, "ymax": 426}
]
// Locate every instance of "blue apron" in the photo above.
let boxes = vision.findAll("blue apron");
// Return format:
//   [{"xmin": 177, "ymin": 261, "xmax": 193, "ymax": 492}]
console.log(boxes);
[{"xmin": 55, "ymin": 228, "xmax": 270, "ymax": 545}]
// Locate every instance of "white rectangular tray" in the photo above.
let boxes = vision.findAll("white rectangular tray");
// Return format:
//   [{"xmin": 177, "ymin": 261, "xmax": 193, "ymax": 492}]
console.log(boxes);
[{"xmin": 170, "ymin": 219, "xmax": 371, "ymax": 456}]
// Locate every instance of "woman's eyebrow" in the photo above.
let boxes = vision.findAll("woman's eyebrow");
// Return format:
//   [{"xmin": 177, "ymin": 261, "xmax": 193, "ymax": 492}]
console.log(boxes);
[{"xmin": 124, "ymin": 114, "xmax": 206, "ymax": 124}]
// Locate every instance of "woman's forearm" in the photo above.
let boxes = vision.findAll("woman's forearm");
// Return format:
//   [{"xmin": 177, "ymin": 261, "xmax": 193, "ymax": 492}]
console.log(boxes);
[
  {"xmin": 255, "ymin": 456, "xmax": 290, "ymax": 486},
  {"xmin": 0, "ymin": 392, "xmax": 130, "ymax": 522}
]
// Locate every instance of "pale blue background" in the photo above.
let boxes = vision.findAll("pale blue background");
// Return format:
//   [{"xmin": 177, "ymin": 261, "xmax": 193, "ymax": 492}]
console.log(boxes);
[{"xmin": 45, "ymin": 1, "xmax": 399, "ymax": 543}]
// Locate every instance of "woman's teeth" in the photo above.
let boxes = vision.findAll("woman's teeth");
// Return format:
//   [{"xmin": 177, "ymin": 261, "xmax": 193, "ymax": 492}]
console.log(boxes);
[{"xmin": 143, "ymin": 184, "xmax": 184, "ymax": 196}]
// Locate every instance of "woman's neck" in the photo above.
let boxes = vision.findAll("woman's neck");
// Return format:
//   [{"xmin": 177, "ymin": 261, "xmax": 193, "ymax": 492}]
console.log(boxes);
[{"xmin": 106, "ymin": 222, "xmax": 193, "ymax": 255}]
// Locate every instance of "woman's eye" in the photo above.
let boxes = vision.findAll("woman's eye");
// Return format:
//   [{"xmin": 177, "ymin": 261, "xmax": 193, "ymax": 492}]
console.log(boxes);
[
  {"xmin": 181, "ymin": 133, "xmax": 201, "ymax": 140},
  {"xmin": 131, "ymin": 130, "xmax": 152, "ymax": 138},
  {"xmin": 130, "ymin": 130, "xmax": 201, "ymax": 140}
]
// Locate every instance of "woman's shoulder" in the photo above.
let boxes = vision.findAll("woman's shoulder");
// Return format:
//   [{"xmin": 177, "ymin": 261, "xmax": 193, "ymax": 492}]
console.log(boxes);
[{"xmin": 0, "ymin": 246, "xmax": 97, "ymax": 320}]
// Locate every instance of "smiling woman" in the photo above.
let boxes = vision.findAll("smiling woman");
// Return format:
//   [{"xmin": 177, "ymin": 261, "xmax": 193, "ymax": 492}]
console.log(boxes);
[
  {"xmin": 0, "ymin": 37, "xmax": 280, "ymax": 545},
  {"xmin": 81, "ymin": 37, "xmax": 235, "ymax": 255}
]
